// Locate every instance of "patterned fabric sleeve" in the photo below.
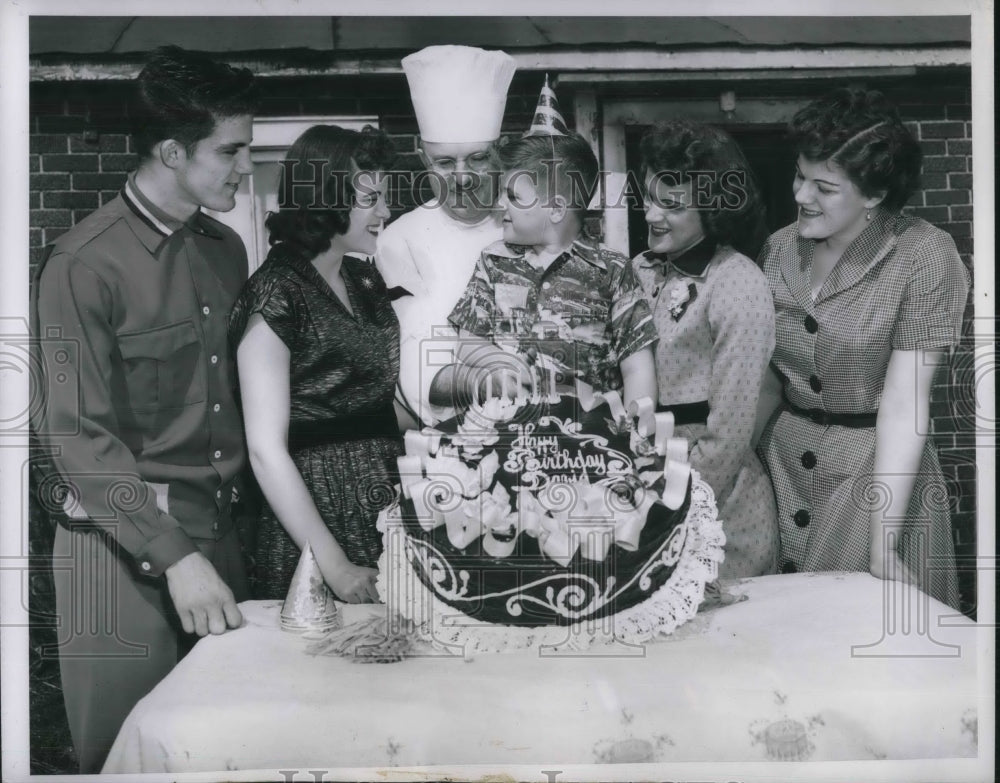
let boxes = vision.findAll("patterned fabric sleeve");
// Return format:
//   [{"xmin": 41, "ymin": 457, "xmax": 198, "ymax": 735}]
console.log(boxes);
[
  {"xmin": 609, "ymin": 255, "xmax": 658, "ymax": 359},
  {"xmin": 447, "ymin": 251, "xmax": 498, "ymax": 338},
  {"xmin": 229, "ymin": 266, "xmax": 301, "ymax": 352},
  {"xmin": 693, "ymin": 256, "xmax": 776, "ymax": 497},
  {"xmin": 892, "ymin": 227, "xmax": 969, "ymax": 351}
]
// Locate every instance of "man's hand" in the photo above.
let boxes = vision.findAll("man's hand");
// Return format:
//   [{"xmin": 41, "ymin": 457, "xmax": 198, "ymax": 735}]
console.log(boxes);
[{"xmin": 164, "ymin": 551, "xmax": 243, "ymax": 636}]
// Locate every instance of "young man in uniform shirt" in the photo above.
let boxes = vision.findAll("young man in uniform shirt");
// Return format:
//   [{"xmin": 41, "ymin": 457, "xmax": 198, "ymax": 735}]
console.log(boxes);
[
  {"xmin": 375, "ymin": 44, "xmax": 516, "ymax": 429},
  {"xmin": 34, "ymin": 46, "xmax": 257, "ymax": 772}
]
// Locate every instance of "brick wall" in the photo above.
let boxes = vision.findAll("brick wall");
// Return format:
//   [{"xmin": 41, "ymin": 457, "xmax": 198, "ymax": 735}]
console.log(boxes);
[
  {"xmin": 27, "ymin": 71, "xmax": 978, "ymax": 613},
  {"xmin": 891, "ymin": 81, "xmax": 978, "ymax": 616}
]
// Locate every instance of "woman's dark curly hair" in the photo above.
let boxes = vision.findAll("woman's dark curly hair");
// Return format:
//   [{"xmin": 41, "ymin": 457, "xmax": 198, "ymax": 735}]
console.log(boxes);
[
  {"xmin": 265, "ymin": 124, "xmax": 394, "ymax": 260},
  {"xmin": 789, "ymin": 88, "xmax": 921, "ymax": 212},
  {"xmin": 639, "ymin": 120, "xmax": 767, "ymax": 259}
]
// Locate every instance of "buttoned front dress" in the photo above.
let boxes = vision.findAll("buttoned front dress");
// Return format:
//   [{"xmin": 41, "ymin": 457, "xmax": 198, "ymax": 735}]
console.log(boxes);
[
  {"xmin": 633, "ymin": 244, "xmax": 780, "ymax": 578},
  {"xmin": 758, "ymin": 213, "xmax": 968, "ymax": 609}
]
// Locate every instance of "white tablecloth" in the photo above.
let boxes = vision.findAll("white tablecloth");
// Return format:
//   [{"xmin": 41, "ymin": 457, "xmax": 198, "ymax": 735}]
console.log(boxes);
[{"xmin": 103, "ymin": 572, "xmax": 979, "ymax": 773}]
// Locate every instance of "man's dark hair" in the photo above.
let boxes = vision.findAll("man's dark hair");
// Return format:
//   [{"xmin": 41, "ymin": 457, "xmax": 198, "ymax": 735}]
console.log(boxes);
[{"xmin": 130, "ymin": 45, "xmax": 258, "ymax": 160}]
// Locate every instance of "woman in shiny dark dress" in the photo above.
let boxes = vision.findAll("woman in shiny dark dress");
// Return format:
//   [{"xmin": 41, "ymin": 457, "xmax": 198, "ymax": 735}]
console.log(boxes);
[{"xmin": 230, "ymin": 125, "xmax": 400, "ymax": 602}]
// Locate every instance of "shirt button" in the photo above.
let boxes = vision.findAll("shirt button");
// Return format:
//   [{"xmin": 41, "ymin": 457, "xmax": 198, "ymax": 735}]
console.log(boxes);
[
  {"xmin": 216, "ymin": 490, "xmax": 222, "ymax": 499},
  {"xmin": 213, "ymin": 403, "xmax": 221, "ymax": 413},
  {"xmin": 804, "ymin": 315, "xmax": 818, "ymax": 334},
  {"xmin": 780, "ymin": 561, "xmax": 798, "ymax": 574},
  {"xmin": 541, "ymin": 282, "xmax": 551, "ymax": 290},
  {"xmin": 202, "ymin": 305, "xmax": 211, "ymax": 316},
  {"xmin": 141, "ymin": 561, "xmax": 151, "ymax": 572},
  {"xmin": 801, "ymin": 451, "xmax": 817, "ymax": 470},
  {"xmin": 210, "ymin": 355, "xmax": 219, "ymax": 365},
  {"xmin": 214, "ymin": 450, "xmax": 222, "ymax": 459},
  {"xmin": 212, "ymin": 522, "xmax": 219, "ymax": 532},
  {"xmin": 809, "ymin": 374, "xmax": 822, "ymax": 393},
  {"xmin": 793, "ymin": 509, "xmax": 811, "ymax": 528}
]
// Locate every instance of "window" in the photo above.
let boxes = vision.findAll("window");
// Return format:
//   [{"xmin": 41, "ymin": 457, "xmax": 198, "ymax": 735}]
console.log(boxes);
[{"xmin": 601, "ymin": 97, "xmax": 807, "ymax": 256}]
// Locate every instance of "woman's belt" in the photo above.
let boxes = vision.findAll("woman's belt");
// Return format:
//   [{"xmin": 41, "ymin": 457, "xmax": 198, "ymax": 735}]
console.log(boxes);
[
  {"xmin": 655, "ymin": 401, "xmax": 710, "ymax": 426},
  {"xmin": 784, "ymin": 397, "xmax": 878, "ymax": 428},
  {"xmin": 287, "ymin": 404, "xmax": 399, "ymax": 451}
]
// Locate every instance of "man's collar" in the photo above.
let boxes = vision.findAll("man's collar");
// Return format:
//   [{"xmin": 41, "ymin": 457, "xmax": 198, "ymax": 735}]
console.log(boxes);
[
  {"xmin": 122, "ymin": 173, "xmax": 223, "ymax": 250},
  {"xmin": 123, "ymin": 174, "xmax": 183, "ymax": 236}
]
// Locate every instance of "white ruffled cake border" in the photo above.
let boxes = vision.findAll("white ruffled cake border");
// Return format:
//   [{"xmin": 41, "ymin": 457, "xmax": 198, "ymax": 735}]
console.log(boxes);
[{"xmin": 375, "ymin": 469, "xmax": 725, "ymax": 653}]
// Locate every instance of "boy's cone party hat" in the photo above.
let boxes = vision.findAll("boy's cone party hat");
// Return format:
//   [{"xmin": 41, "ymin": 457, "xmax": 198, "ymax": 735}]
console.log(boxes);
[{"xmin": 525, "ymin": 75, "xmax": 569, "ymax": 137}]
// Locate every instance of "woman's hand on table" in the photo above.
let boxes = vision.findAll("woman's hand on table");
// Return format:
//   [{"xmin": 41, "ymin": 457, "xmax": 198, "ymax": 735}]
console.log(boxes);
[{"xmin": 328, "ymin": 563, "xmax": 381, "ymax": 603}]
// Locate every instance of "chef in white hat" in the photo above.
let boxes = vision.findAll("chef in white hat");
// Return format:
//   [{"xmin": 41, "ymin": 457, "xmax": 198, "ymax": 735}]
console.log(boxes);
[{"xmin": 376, "ymin": 45, "xmax": 516, "ymax": 428}]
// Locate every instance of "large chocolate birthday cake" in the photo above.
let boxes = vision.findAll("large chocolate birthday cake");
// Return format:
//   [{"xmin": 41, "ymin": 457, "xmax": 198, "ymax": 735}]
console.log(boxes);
[{"xmin": 381, "ymin": 391, "xmax": 717, "ymax": 635}]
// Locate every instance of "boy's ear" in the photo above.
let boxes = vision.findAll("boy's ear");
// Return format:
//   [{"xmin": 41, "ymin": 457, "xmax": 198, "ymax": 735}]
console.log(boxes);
[
  {"xmin": 158, "ymin": 139, "xmax": 187, "ymax": 170},
  {"xmin": 548, "ymin": 194, "xmax": 569, "ymax": 224}
]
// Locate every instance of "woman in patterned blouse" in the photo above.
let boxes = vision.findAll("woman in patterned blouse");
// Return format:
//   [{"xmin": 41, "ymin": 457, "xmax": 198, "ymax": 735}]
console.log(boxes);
[
  {"xmin": 631, "ymin": 121, "xmax": 779, "ymax": 578},
  {"xmin": 756, "ymin": 88, "xmax": 968, "ymax": 608},
  {"xmin": 230, "ymin": 126, "xmax": 401, "ymax": 602}
]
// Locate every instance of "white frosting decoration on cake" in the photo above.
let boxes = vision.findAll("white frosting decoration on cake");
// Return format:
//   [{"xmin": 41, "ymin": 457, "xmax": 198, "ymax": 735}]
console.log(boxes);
[
  {"xmin": 396, "ymin": 388, "xmax": 690, "ymax": 567},
  {"xmin": 373, "ymin": 383, "xmax": 723, "ymax": 651},
  {"xmin": 376, "ymin": 471, "xmax": 725, "ymax": 652}
]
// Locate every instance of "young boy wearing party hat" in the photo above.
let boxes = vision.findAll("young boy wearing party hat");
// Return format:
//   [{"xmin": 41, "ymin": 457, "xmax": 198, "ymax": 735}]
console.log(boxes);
[
  {"xmin": 376, "ymin": 45, "xmax": 516, "ymax": 429},
  {"xmin": 444, "ymin": 78, "xmax": 658, "ymax": 409}
]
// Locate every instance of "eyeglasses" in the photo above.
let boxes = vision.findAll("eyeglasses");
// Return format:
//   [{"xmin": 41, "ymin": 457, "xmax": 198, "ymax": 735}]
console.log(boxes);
[{"xmin": 426, "ymin": 151, "xmax": 493, "ymax": 175}]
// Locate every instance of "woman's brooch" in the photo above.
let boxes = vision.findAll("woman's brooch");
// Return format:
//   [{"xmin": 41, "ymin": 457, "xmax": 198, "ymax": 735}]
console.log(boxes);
[{"xmin": 665, "ymin": 281, "xmax": 698, "ymax": 321}]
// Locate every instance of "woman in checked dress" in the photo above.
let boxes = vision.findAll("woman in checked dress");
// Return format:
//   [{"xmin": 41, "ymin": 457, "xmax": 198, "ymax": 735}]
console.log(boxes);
[{"xmin": 756, "ymin": 88, "xmax": 968, "ymax": 608}]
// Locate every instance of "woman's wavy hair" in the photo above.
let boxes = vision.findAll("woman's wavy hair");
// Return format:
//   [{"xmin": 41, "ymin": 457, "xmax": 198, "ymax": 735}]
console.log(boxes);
[
  {"xmin": 265, "ymin": 125, "xmax": 395, "ymax": 260},
  {"xmin": 639, "ymin": 120, "xmax": 767, "ymax": 259},
  {"xmin": 789, "ymin": 87, "xmax": 922, "ymax": 211}
]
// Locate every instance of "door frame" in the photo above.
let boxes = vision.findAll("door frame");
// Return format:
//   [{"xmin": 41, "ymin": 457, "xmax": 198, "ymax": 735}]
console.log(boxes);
[{"xmin": 599, "ymin": 97, "xmax": 809, "ymax": 254}]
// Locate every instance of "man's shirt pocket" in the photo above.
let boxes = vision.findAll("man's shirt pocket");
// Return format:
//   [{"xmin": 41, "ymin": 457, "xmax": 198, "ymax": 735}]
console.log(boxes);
[{"xmin": 118, "ymin": 320, "xmax": 207, "ymax": 414}]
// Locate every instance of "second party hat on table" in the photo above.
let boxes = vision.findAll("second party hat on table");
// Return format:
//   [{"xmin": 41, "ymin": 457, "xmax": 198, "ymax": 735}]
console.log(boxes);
[
  {"xmin": 280, "ymin": 541, "xmax": 341, "ymax": 634},
  {"xmin": 524, "ymin": 75, "xmax": 569, "ymax": 137}
]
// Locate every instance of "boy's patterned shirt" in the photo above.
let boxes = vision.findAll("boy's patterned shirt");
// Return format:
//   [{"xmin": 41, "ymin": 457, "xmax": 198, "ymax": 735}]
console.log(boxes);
[{"xmin": 449, "ymin": 238, "xmax": 657, "ymax": 392}]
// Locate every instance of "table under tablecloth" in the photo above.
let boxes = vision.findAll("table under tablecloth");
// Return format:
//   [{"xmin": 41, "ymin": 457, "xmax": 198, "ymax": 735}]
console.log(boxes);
[{"xmin": 102, "ymin": 571, "xmax": 979, "ymax": 773}]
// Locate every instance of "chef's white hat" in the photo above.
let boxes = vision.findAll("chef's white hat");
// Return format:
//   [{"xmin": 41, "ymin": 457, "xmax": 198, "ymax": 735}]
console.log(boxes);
[{"xmin": 402, "ymin": 45, "xmax": 516, "ymax": 144}]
